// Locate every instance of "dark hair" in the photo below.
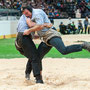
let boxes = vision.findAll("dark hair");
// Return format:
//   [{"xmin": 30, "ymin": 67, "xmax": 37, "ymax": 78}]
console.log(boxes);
[{"xmin": 21, "ymin": 6, "xmax": 33, "ymax": 13}]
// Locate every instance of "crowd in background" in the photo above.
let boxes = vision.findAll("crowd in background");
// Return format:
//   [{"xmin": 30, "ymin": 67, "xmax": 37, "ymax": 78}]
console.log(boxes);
[{"xmin": 0, "ymin": 0, "xmax": 90, "ymax": 18}]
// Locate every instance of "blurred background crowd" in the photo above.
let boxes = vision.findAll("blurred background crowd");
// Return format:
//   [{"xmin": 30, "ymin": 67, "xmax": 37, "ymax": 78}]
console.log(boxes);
[{"xmin": 0, "ymin": 0, "xmax": 90, "ymax": 18}]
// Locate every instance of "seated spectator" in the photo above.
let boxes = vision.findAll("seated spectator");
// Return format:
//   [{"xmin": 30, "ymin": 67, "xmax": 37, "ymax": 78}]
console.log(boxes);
[
  {"xmin": 60, "ymin": 3, "xmax": 64, "ymax": 11},
  {"xmin": 48, "ymin": 4, "xmax": 53, "ymax": 10},
  {"xmin": 77, "ymin": 0, "xmax": 82, "ymax": 4},
  {"xmin": 48, "ymin": 10, "xmax": 54, "ymax": 18},
  {"xmin": 75, "ymin": 9, "xmax": 81, "ymax": 18},
  {"xmin": 85, "ymin": 9, "xmax": 90, "ymax": 17},
  {"xmin": 16, "ymin": 0, "xmax": 22, "ymax": 11},
  {"xmin": 13, "ymin": 2, "xmax": 18, "ymax": 9},
  {"xmin": 67, "ymin": 24, "xmax": 72, "ymax": 34},
  {"xmin": 85, "ymin": 0, "xmax": 89, "ymax": 3},
  {"xmin": 5, "ymin": 0, "xmax": 11, "ymax": 8},
  {"xmin": 71, "ymin": 21, "xmax": 77, "ymax": 34},
  {"xmin": 59, "ymin": 22, "xmax": 67, "ymax": 34},
  {"xmin": 79, "ymin": 0, "xmax": 88, "ymax": 17},
  {"xmin": 0, "ymin": 1, "xmax": 3, "ymax": 7},
  {"xmin": 56, "ymin": 1, "xmax": 61, "ymax": 9},
  {"xmin": 78, "ymin": 20, "xmax": 83, "ymax": 34},
  {"xmin": 54, "ymin": 10, "xmax": 60, "ymax": 19}
]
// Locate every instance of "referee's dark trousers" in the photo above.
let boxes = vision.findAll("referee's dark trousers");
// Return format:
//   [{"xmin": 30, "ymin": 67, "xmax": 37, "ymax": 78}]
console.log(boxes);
[{"xmin": 16, "ymin": 32, "xmax": 41, "ymax": 77}]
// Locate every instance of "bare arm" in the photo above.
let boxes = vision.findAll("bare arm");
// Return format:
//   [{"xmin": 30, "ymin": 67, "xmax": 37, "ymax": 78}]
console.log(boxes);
[
  {"xmin": 23, "ymin": 24, "xmax": 45, "ymax": 35},
  {"xmin": 23, "ymin": 18, "xmax": 52, "ymax": 35},
  {"xmin": 26, "ymin": 18, "xmax": 36, "ymax": 28}
]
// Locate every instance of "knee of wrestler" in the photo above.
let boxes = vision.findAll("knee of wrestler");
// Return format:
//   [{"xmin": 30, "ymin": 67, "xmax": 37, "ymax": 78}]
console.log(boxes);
[{"xmin": 15, "ymin": 43, "xmax": 24, "ymax": 55}]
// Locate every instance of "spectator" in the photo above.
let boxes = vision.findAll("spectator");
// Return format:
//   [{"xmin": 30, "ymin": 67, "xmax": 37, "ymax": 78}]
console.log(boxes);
[
  {"xmin": 13, "ymin": 2, "xmax": 17, "ymax": 9},
  {"xmin": 84, "ymin": 16, "xmax": 89, "ymax": 34},
  {"xmin": 0, "ymin": 1, "xmax": 3, "ymax": 6},
  {"xmin": 59, "ymin": 22, "xmax": 67, "ymax": 34},
  {"xmin": 78, "ymin": 20, "xmax": 83, "ymax": 34},
  {"xmin": 75, "ymin": 9, "xmax": 81, "ymax": 18},
  {"xmin": 77, "ymin": 0, "xmax": 82, "ymax": 4},
  {"xmin": 71, "ymin": 21, "xmax": 77, "ymax": 34},
  {"xmin": 67, "ymin": 24, "xmax": 72, "ymax": 34},
  {"xmin": 85, "ymin": 9, "xmax": 90, "ymax": 17},
  {"xmin": 16, "ymin": 0, "xmax": 22, "ymax": 11},
  {"xmin": 48, "ymin": 10, "xmax": 54, "ymax": 18},
  {"xmin": 68, "ymin": 17, "xmax": 72, "ymax": 24},
  {"xmin": 54, "ymin": 9, "xmax": 60, "ymax": 19},
  {"xmin": 5, "ymin": 0, "xmax": 11, "ymax": 8},
  {"xmin": 56, "ymin": 1, "xmax": 61, "ymax": 9},
  {"xmin": 85, "ymin": 0, "xmax": 89, "ymax": 3},
  {"xmin": 79, "ymin": 0, "xmax": 88, "ymax": 17}
]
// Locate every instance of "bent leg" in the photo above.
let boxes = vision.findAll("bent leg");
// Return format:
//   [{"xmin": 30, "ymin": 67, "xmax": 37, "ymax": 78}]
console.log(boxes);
[
  {"xmin": 38, "ymin": 42, "xmax": 52, "ymax": 60},
  {"xmin": 49, "ymin": 37, "xmax": 82, "ymax": 55}
]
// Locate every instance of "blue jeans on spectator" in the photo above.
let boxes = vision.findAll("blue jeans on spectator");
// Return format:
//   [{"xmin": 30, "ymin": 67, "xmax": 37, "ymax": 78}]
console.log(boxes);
[
  {"xmin": 78, "ymin": 26, "xmax": 83, "ymax": 34},
  {"xmin": 85, "ymin": 25, "xmax": 88, "ymax": 34}
]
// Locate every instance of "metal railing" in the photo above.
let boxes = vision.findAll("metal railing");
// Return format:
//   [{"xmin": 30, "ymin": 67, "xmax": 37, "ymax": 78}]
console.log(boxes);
[{"xmin": 0, "ymin": 9, "xmax": 21, "ymax": 20}]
